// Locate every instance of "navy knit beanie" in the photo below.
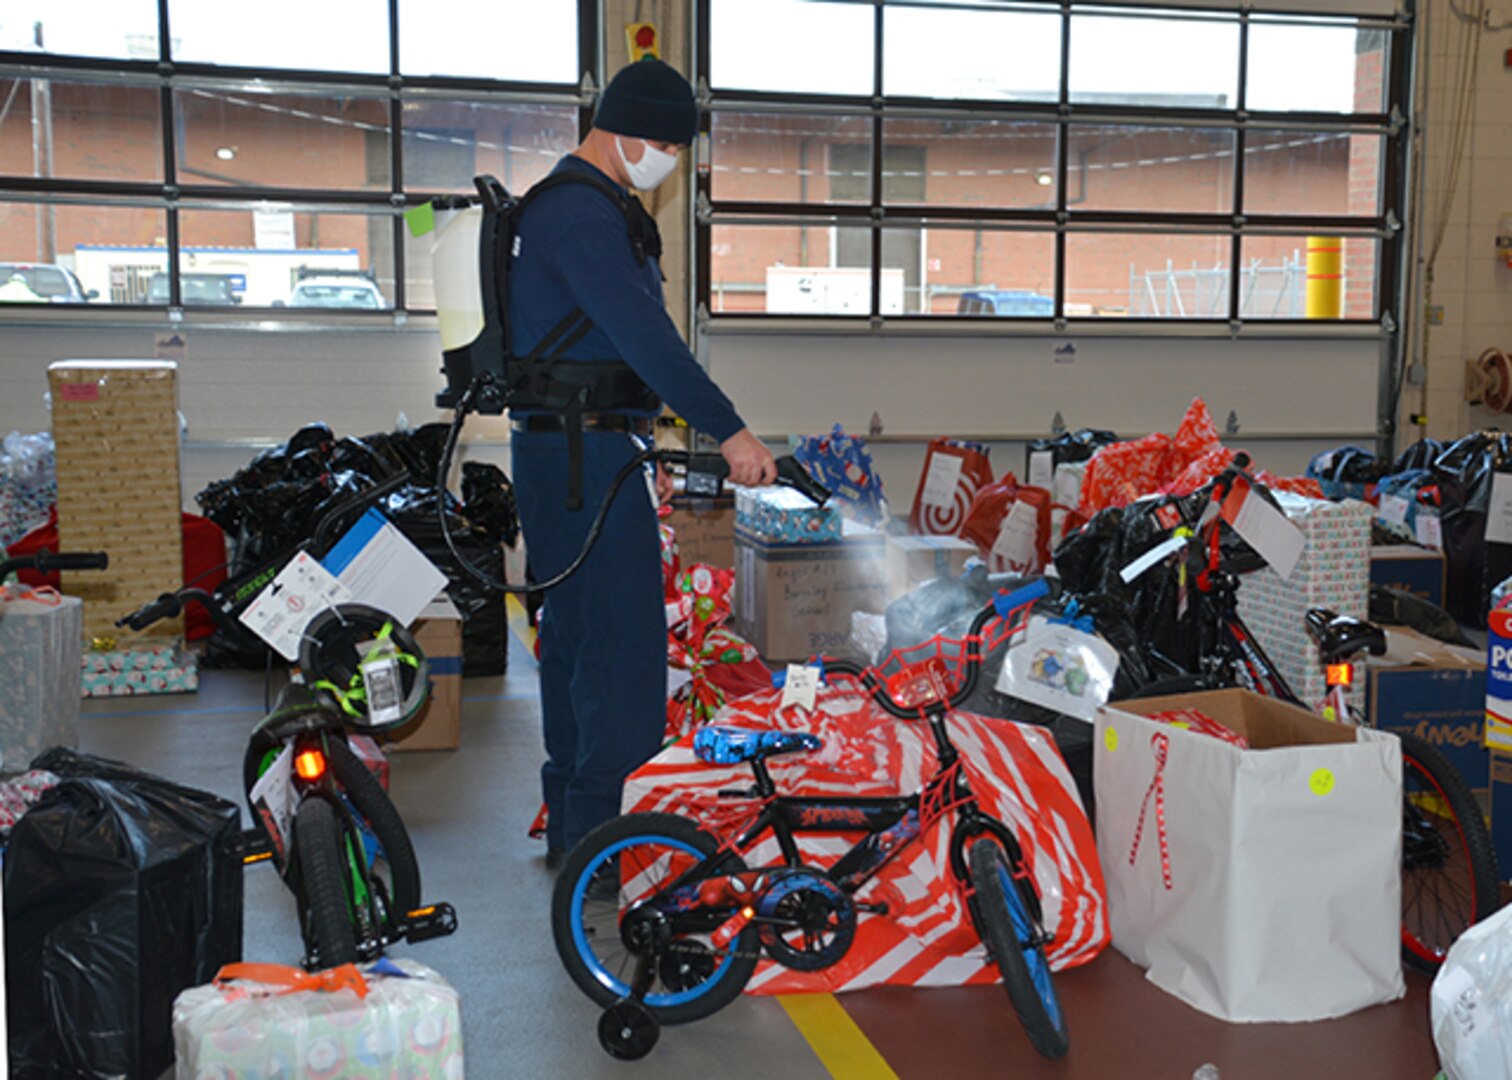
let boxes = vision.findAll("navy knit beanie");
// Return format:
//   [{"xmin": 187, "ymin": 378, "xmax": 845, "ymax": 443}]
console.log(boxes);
[{"xmin": 593, "ymin": 59, "xmax": 698, "ymax": 146}]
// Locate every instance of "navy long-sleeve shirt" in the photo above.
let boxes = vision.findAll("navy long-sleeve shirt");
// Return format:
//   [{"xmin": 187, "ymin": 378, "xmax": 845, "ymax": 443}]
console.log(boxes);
[{"xmin": 507, "ymin": 155, "xmax": 745, "ymax": 443}]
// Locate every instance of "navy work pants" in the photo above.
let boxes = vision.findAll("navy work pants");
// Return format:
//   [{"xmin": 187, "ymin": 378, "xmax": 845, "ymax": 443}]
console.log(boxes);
[{"xmin": 511, "ymin": 430, "xmax": 665, "ymax": 852}]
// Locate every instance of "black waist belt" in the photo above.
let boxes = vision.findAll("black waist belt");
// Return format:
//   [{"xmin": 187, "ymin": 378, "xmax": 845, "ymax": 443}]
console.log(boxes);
[{"xmin": 511, "ymin": 414, "xmax": 652, "ymax": 437}]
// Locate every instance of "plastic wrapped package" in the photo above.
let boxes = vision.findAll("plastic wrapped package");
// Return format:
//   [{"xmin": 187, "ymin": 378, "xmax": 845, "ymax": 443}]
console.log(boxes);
[
  {"xmin": 0, "ymin": 431, "xmax": 56, "ymax": 548},
  {"xmin": 735, "ymin": 485, "xmax": 842, "ymax": 544},
  {"xmin": 6, "ymin": 749, "xmax": 243, "ymax": 1080},
  {"xmin": 172, "ymin": 958, "xmax": 464, "ymax": 1080},
  {"xmin": 1432, "ymin": 900, "xmax": 1512, "ymax": 1080},
  {"xmin": 0, "ymin": 589, "xmax": 82, "ymax": 772}
]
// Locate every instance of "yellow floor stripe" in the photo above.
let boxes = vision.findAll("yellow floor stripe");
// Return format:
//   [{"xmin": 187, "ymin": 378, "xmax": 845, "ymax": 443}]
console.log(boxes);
[
  {"xmin": 504, "ymin": 593, "xmax": 537, "ymax": 656},
  {"xmin": 779, "ymin": 993, "xmax": 899, "ymax": 1080}
]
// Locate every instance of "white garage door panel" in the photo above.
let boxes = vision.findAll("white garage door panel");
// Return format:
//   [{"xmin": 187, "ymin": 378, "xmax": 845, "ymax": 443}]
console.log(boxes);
[{"xmin": 707, "ymin": 333, "xmax": 1383, "ymax": 440}]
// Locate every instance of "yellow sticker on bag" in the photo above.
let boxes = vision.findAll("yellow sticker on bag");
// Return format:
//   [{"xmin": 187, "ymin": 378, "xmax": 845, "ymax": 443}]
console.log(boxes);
[
  {"xmin": 1309, "ymin": 768, "xmax": 1336, "ymax": 797},
  {"xmin": 1104, "ymin": 728, "xmax": 1119, "ymax": 752}
]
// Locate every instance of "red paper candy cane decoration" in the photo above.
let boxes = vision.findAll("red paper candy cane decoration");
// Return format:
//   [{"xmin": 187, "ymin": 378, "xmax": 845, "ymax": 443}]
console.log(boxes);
[{"xmin": 1128, "ymin": 731, "xmax": 1173, "ymax": 891}]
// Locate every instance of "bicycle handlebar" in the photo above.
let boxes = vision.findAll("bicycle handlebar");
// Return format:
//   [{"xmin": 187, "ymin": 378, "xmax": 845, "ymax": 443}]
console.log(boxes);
[
  {"xmin": 0, "ymin": 550, "xmax": 109, "ymax": 581},
  {"xmin": 310, "ymin": 472, "xmax": 408, "ymax": 554},
  {"xmin": 835, "ymin": 578, "xmax": 1052, "ymax": 721}
]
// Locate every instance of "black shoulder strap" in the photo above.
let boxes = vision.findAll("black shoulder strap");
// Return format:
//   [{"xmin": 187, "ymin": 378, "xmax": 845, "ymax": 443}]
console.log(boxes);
[{"xmin": 514, "ymin": 170, "xmax": 658, "ymax": 267}]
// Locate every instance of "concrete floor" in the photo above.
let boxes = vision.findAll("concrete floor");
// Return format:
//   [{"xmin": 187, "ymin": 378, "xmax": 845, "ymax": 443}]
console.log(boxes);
[
  {"xmin": 78, "ymin": 637, "xmax": 831, "ymax": 1080},
  {"xmin": 76, "ymin": 635, "xmax": 1447, "ymax": 1079}
]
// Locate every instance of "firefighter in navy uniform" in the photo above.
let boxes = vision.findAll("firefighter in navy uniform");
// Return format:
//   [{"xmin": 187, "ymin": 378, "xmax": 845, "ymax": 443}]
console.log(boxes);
[{"xmin": 509, "ymin": 60, "xmax": 776, "ymax": 864}]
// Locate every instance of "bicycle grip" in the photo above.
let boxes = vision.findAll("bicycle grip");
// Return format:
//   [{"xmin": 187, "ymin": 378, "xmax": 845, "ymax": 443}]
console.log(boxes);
[
  {"xmin": 992, "ymin": 578, "xmax": 1051, "ymax": 620},
  {"xmin": 116, "ymin": 592, "xmax": 183, "ymax": 631},
  {"xmin": 38, "ymin": 551, "xmax": 110, "ymax": 573}
]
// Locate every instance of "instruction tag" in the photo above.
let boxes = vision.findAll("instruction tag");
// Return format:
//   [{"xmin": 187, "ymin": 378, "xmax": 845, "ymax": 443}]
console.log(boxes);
[
  {"xmin": 360, "ymin": 654, "xmax": 404, "ymax": 726},
  {"xmin": 1487, "ymin": 473, "xmax": 1512, "ymax": 545},
  {"xmin": 921, "ymin": 453, "xmax": 964, "ymax": 508},
  {"xmin": 1415, "ymin": 512, "xmax": 1443, "ymax": 550},
  {"xmin": 1378, "ymin": 494, "xmax": 1409, "ymax": 526},
  {"xmin": 248, "ymin": 745, "xmax": 296, "ymax": 864},
  {"xmin": 781, "ymin": 664, "xmax": 820, "ymax": 712},
  {"xmin": 239, "ymin": 552, "xmax": 353, "ymax": 661},
  {"xmin": 995, "ymin": 614, "xmax": 1119, "ymax": 723},
  {"xmin": 1220, "ymin": 478, "xmax": 1304, "ymax": 581}
]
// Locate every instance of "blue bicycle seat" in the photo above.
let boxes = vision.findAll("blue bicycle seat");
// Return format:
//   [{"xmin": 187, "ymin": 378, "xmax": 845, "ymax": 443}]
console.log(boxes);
[{"xmin": 693, "ymin": 726, "xmax": 823, "ymax": 766}]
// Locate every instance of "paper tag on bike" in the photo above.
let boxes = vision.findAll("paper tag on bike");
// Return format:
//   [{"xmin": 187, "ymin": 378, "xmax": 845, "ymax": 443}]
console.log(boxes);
[
  {"xmin": 781, "ymin": 663, "xmax": 820, "ymax": 712},
  {"xmin": 1120, "ymin": 534, "xmax": 1188, "ymax": 584},
  {"xmin": 996, "ymin": 614, "xmax": 1118, "ymax": 723},
  {"xmin": 1219, "ymin": 478, "xmax": 1304, "ymax": 581},
  {"xmin": 360, "ymin": 653, "xmax": 404, "ymax": 726},
  {"xmin": 248, "ymin": 745, "xmax": 296, "ymax": 865},
  {"xmin": 239, "ymin": 552, "xmax": 353, "ymax": 661}
]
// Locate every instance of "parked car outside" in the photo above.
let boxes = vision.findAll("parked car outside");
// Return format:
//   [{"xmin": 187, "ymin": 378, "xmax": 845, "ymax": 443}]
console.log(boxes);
[
  {"xmin": 956, "ymin": 289, "xmax": 1054, "ymax": 317},
  {"xmin": 285, "ymin": 277, "xmax": 385, "ymax": 309},
  {"xmin": 0, "ymin": 262, "xmax": 98, "ymax": 303},
  {"xmin": 146, "ymin": 272, "xmax": 241, "ymax": 306}
]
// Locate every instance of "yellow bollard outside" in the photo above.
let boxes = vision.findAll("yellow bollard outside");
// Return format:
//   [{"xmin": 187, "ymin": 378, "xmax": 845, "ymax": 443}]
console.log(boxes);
[{"xmin": 1306, "ymin": 236, "xmax": 1343, "ymax": 319}]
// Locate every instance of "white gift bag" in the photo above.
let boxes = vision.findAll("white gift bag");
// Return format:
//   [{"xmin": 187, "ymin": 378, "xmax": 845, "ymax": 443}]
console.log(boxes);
[{"xmin": 1095, "ymin": 689, "xmax": 1403, "ymax": 1022}]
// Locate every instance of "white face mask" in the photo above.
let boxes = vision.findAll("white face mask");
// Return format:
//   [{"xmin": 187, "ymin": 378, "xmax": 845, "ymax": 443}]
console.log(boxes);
[{"xmin": 616, "ymin": 136, "xmax": 680, "ymax": 191}]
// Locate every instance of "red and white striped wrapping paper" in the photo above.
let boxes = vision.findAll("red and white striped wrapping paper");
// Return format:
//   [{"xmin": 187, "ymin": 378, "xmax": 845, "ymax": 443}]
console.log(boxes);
[{"xmin": 622, "ymin": 685, "xmax": 1109, "ymax": 995}]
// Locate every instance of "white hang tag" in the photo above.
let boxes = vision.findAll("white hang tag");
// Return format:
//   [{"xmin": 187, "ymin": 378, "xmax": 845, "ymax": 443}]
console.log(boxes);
[
  {"xmin": 1120, "ymin": 534, "xmax": 1189, "ymax": 584},
  {"xmin": 781, "ymin": 664, "xmax": 820, "ymax": 712},
  {"xmin": 239, "ymin": 552, "xmax": 353, "ymax": 661},
  {"xmin": 1221, "ymin": 481, "xmax": 1304, "ymax": 581},
  {"xmin": 248, "ymin": 745, "xmax": 297, "ymax": 865},
  {"xmin": 995, "ymin": 614, "xmax": 1119, "ymax": 723},
  {"xmin": 1415, "ymin": 512, "xmax": 1443, "ymax": 550},
  {"xmin": 1487, "ymin": 473, "xmax": 1512, "ymax": 545},
  {"xmin": 360, "ymin": 654, "xmax": 404, "ymax": 726},
  {"xmin": 921, "ymin": 453, "xmax": 964, "ymax": 509},
  {"xmin": 1378, "ymin": 493, "xmax": 1410, "ymax": 526},
  {"xmin": 992, "ymin": 500, "xmax": 1040, "ymax": 572},
  {"xmin": 1028, "ymin": 451, "xmax": 1053, "ymax": 488}
]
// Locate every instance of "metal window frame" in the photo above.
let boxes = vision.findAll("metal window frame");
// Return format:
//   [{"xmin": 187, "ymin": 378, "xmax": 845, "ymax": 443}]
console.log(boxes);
[
  {"xmin": 0, "ymin": 0, "xmax": 597, "ymax": 318},
  {"xmin": 693, "ymin": 0, "xmax": 1412, "ymax": 333}
]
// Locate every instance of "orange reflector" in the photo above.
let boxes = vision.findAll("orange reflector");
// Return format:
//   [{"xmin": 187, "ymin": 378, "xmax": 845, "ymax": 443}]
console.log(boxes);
[
  {"xmin": 742, "ymin": 906, "xmax": 755, "ymax": 920},
  {"xmin": 408, "ymin": 906, "xmax": 436, "ymax": 918},
  {"xmin": 1326, "ymin": 662, "xmax": 1354, "ymax": 687},
  {"xmin": 294, "ymin": 748, "xmax": 327, "ymax": 781},
  {"xmin": 243, "ymin": 851, "xmax": 273, "ymax": 864}
]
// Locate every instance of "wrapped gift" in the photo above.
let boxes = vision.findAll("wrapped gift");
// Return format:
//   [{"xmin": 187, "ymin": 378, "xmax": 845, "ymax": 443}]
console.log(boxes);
[
  {"xmin": 0, "ymin": 768, "xmax": 60, "ymax": 838},
  {"xmin": 0, "ymin": 430, "xmax": 56, "ymax": 549},
  {"xmin": 1235, "ymin": 493, "xmax": 1373, "ymax": 712},
  {"xmin": 735, "ymin": 485, "xmax": 842, "ymax": 545},
  {"xmin": 0, "ymin": 588, "xmax": 83, "ymax": 771},
  {"xmin": 173, "ymin": 958, "xmax": 463, "ymax": 1079},
  {"xmin": 81, "ymin": 644, "xmax": 200, "ymax": 697},
  {"xmin": 792, "ymin": 424, "xmax": 888, "ymax": 527}
]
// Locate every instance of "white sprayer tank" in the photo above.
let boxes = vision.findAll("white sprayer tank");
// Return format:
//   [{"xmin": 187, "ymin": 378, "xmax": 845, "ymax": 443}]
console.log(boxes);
[{"xmin": 431, "ymin": 203, "xmax": 485, "ymax": 351}]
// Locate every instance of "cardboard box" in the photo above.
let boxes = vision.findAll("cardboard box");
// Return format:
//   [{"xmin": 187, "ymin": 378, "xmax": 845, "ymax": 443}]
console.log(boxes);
[
  {"xmin": 665, "ymin": 495, "xmax": 735, "ymax": 569},
  {"xmin": 1368, "ymin": 626, "xmax": 1487, "ymax": 812},
  {"xmin": 885, "ymin": 534, "xmax": 977, "ymax": 599},
  {"xmin": 1370, "ymin": 544, "xmax": 1446, "ymax": 609},
  {"xmin": 387, "ymin": 596, "xmax": 461, "ymax": 752},
  {"xmin": 733, "ymin": 523, "xmax": 887, "ymax": 663},
  {"xmin": 1097, "ymin": 689, "xmax": 1403, "ymax": 1022}
]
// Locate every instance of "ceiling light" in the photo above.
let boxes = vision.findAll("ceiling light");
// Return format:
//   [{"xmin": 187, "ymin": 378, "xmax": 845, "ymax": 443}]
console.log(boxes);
[
  {"xmin": 1035, "ymin": 172, "xmax": 1053, "ymax": 187},
  {"xmin": 215, "ymin": 147, "xmax": 236, "ymax": 161}
]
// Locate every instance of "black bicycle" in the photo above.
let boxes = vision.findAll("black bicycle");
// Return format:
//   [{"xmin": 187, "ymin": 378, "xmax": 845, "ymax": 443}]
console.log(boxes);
[
  {"xmin": 552, "ymin": 580, "xmax": 1069, "ymax": 1062},
  {"xmin": 1122, "ymin": 454, "xmax": 1501, "ymax": 971},
  {"xmin": 118, "ymin": 480, "xmax": 457, "ymax": 970}
]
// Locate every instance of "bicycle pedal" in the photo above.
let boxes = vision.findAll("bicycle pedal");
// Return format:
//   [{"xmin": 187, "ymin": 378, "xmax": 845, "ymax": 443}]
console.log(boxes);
[{"xmin": 400, "ymin": 901, "xmax": 458, "ymax": 943}]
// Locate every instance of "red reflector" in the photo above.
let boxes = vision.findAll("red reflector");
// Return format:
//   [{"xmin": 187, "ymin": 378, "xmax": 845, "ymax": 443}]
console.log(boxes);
[
  {"xmin": 1326, "ymin": 662, "xmax": 1354, "ymax": 688},
  {"xmin": 294, "ymin": 749, "xmax": 327, "ymax": 781}
]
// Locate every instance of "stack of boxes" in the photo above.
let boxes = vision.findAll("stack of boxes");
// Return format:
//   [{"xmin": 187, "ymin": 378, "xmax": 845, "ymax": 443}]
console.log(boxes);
[{"xmin": 1235, "ymin": 493, "xmax": 1373, "ymax": 713}]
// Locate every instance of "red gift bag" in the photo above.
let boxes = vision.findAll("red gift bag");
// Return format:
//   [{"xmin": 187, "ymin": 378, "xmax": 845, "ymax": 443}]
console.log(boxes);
[
  {"xmin": 961, "ymin": 477, "xmax": 1053, "ymax": 575},
  {"xmin": 909, "ymin": 439, "xmax": 993, "ymax": 537}
]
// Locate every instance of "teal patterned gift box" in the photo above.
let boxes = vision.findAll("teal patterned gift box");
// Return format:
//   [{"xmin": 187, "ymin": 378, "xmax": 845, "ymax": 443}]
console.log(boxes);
[
  {"xmin": 81, "ymin": 645, "xmax": 199, "ymax": 697},
  {"xmin": 172, "ymin": 958, "xmax": 463, "ymax": 1079}
]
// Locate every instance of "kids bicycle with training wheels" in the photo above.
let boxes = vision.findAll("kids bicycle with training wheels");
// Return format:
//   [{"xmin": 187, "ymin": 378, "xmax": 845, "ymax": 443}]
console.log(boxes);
[{"xmin": 551, "ymin": 579, "xmax": 1071, "ymax": 1061}]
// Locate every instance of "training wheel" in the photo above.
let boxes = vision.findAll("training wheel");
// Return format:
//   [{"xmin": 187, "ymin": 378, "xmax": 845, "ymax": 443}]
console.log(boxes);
[{"xmin": 598, "ymin": 998, "xmax": 660, "ymax": 1060}]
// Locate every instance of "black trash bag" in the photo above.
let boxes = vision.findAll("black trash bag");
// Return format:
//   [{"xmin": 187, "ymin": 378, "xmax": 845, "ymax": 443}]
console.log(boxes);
[
  {"xmin": 1025, "ymin": 428, "xmax": 1119, "ymax": 478},
  {"xmin": 1052, "ymin": 506, "xmax": 1124, "ymax": 597},
  {"xmin": 383, "ymin": 487, "xmax": 508, "ymax": 677},
  {"xmin": 6, "ymin": 749, "xmax": 242, "ymax": 1080},
  {"xmin": 1433, "ymin": 431, "xmax": 1512, "ymax": 625},
  {"xmin": 1392, "ymin": 437, "xmax": 1445, "ymax": 475},
  {"xmin": 462, "ymin": 461, "xmax": 521, "ymax": 549},
  {"xmin": 1369, "ymin": 584, "xmax": 1475, "ymax": 648},
  {"xmin": 387, "ymin": 423, "xmax": 455, "ymax": 484}
]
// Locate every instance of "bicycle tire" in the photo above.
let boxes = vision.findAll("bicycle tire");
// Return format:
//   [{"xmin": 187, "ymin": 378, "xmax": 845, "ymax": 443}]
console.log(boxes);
[
  {"xmin": 294, "ymin": 797, "xmax": 361, "ymax": 969},
  {"xmin": 552, "ymin": 813, "xmax": 759, "ymax": 1026},
  {"xmin": 327, "ymin": 736, "xmax": 422, "ymax": 916},
  {"xmin": 1396, "ymin": 731, "xmax": 1501, "ymax": 971},
  {"xmin": 966, "ymin": 836, "xmax": 1069, "ymax": 1059}
]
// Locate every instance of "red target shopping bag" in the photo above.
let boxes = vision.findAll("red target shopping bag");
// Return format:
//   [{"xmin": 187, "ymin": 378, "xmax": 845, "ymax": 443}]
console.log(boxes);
[
  {"xmin": 960, "ymin": 477, "xmax": 1053, "ymax": 574},
  {"xmin": 909, "ymin": 438, "xmax": 993, "ymax": 537}
]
